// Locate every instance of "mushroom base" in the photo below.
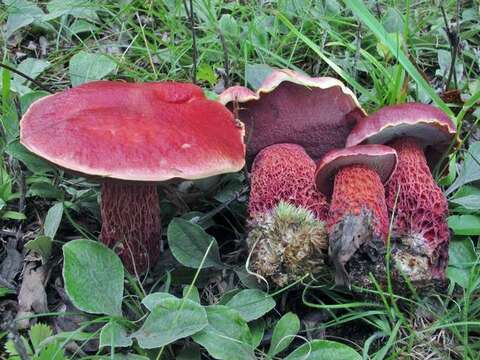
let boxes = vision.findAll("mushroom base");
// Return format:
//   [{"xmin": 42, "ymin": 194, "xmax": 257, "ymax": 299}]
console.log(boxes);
[
  {"xmin": 386, "ymin": 137, "xmax": 449, "ymax": 280},
  {"xmin": 246, "ymin": 202, "xmax": 328, "ymax": 287},
  {"xmin": 101, "ymin": 181, "xmax": 161, "ymax": 274},
  {"xmin": 339, "ymin": 233, "xmax": 447, "ymax": 295},
  {"xmin": 327, "ymin": 165, "xmax": 389, "ymax": 287}
]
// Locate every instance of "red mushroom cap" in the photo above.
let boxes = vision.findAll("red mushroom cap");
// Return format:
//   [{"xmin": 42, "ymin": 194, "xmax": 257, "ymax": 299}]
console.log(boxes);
[
  {"xmin": 315, "ymin": 144, "xmax": 397, "ymax": 197},
  {"xmin": 218, "ymin": 69, "xmax": 366, "ymax": 161},
  {"xmin": 20, "ymin": 81, "xmax": 245, "ymax": 181},
  {"xmin": 346, "ymin": 103, "xmax": 456, "ymax": 156}
]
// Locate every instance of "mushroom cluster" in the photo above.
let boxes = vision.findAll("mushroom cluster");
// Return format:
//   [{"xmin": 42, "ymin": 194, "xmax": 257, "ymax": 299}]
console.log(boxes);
[{"xmin": 221, "ymin": 68, "xmax": 456, "ymax": 291}]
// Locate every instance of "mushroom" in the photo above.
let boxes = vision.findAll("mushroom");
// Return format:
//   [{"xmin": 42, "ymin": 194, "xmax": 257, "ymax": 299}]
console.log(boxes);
[
  {"xmin": 218, "ymin": 69, "xmax": 366, "ymax": 162},
  {"xmin": 346, "ymin": 103, "xmax": 456, "ymax": 282},
  {"xmin": 315, "ymin": 145, "xmax": 398, "ymax": 287},
  {"xmin": 20, "ymin": 81, "xmax": 245, "ymax": 273},
  {"xmin": 246, "ymin": 143, "xmax": 329, "ymax": 286}
]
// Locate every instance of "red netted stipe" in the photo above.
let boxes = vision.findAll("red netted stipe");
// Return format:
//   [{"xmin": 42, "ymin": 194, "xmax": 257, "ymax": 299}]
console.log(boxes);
[{"xmin": 100, "ymin": 181, "xmax": 161, "ymax": 274}]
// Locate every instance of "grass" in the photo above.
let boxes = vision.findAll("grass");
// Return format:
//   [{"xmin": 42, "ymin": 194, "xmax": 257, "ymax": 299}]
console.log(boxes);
[{"xmin": 1, "ymin": 0, "xmax": 480, "ymax": 359}]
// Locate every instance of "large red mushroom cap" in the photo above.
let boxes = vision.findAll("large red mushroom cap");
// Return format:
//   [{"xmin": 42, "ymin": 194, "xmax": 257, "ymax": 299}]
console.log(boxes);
[
  {"xmin": 20, "ymin": 81, "xmax": 245, "ymax": 180},
  {"xmin": 19, "ymin": 80, "xmax": 245, "ymax": 274},
  {"xmin": 219, "ymin": 68, "xmax": 366, "ymax": 161},
  {"xmin": 315, "ymin": 144, "xmax": 398, "ymax": 198},
  {"xmin": 346, "ymin": 103, "xmax": 456, "ymax": 159}
]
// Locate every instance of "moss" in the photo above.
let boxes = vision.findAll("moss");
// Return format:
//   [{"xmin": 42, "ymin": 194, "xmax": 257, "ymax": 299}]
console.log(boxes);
[{"xmin": 246, "ymin": 202, "xmax": 328, "ymax": 287}]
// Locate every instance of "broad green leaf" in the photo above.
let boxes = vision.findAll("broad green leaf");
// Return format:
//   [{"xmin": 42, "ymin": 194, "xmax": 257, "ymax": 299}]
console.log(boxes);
[
  {"xmin": 226, "ymin": 289, "xmax": 275, "ymax": 322},
  {"xmin": 450, "ymin": 195, "xmax": 480, "ymax": 211},
  {"xmin": 96, "ymin": 355, "xmax": 149, "ymax": 360},
  {"xmin": 447, "ymin": 142, "xmax": 480, "ymax": 195},
  {"xmin": 342, "ymin": 0, "xmax": 452, "ymax": 117},
  {"xmin": 167, "ymin": 218, "xmax": 223, "ymax": 268},
  {"xmin": 250, "ymin": 318, "xmax": 265, "ymax": 348},
  {"xmin": 6, "ymin": 141, "xmax": 54, "ymax": 173},
  {"xmin": 25, "ymin": 235, "xmax": 52, "ymax": 262},
  {"xmin": 46, "ymin": 0, "xmax": 99, "ymax": 21},
  {"xmin": 192, "ymin": 305, "xmax": 255, "ymax": 360},
  {"xmin": 141, "ymin": 292, "xmax": 176, "ymax": 311},
  {"xmin": 448, "ymin": 215, "xmax": 480, "ymax": 235},
  {"xmin": 219, "ymin": 14, "xmax": 239, "ymax": 38},
  {"xmin": 69, "ymin": 51, "xmax": 117, "ymax": 86},
  {"xmin": 44, "ymin": 202, "xmax": 63, "ymax": 238},
  {"xmin": 268, "ymin": 312, "xmax": 300, "ymax": 357},
  {"xmin": 14, "ymin": 58, "xmax": 51, "ymax": 83},
  {"xmin": 447, "ymin": 238, "xmax": 478, "ymax": 288},
  {"xmin": 1, "ymin": 210, "xmax": 26, "ymax": 220},
  {"xmin": 99, "ymin": 321, "xmax": 132, "ymax": 348},
  {"xmin": 4, "ymin": 0, "xmax": 45, "ymax": 37},
  {"xmin": 245, "ymin": 64, "xmax": 274, "ymax": 90},
  {"xmin": 285, "ymin": 340, "xmax": 361, "ymax": 360},
  {"xmin": 63, "ymin": 239, "xmax": 124, "ymax": 315},
  {"xmin": 183, "ymin": 285, "xmax": 200, "ymax": 303},
  {"xmin": 20, "ymin": 91, "xmax": 50, "ymax": 114},
  {"xmin": 133, "ymin": 296, "xmax": 207, "ymax": 349}
]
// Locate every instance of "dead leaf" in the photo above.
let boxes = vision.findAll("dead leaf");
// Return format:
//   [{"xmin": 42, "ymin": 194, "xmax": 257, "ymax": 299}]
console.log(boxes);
[{"xmin": 16, "ymin": 262, "xmax": 48, "ymax": 329}]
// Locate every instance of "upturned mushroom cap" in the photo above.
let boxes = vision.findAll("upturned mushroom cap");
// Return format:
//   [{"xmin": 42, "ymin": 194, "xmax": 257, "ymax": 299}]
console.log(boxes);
[
  {"xmin": 346, "ymin": 103, "xmax": 456, "ymax": 156},
  {"xmin": 315, "ymin": 144, "xmax": 397, "ymax": 197},
  {"xmin": 20, "ymin": 81, "xmax": 245, "ymax": 181},
  {"xmin": 218, "ymin": 68, "xmax": 366, "ymax": 161}
]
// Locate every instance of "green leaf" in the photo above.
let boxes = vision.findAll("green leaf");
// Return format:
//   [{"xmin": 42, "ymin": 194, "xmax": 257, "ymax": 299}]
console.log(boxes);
[
  {"xmin": 342, "ymin": 0, "xmax": 453, "ymax": 118},
  {"xmin": 28, "ymin": 182, "xmax": 63, "ymax": 199},
  {"xmin": 285, "ymin": 340, "xmax": 361, "ymax": 360},
  {"xmin": 35, "ymin": 342, "xmax": 66, "ymax": 360},
  {"xmin": 6, "ymin": 141, "xmax": 54, "ymax": 173},
  {"xmin": 196, "ymin": 63, "xmax": 217, "ymax": 86},
  {"xmin": 249, "ymin": 318, "xmax": 265, "ymax": 348},
  {"xmin": 4, "ymin": 0, "xmax": 45, "ymax": 37},
  {"xmin": 63, "ymin": 239, "xmax": 124, "ymax": 315},
  {"xmin": 1, "ymin": 211, "xmax": 26, "ymax": 220},
  {"xmin": 44, "ymin": 202, "xmax": 63, "ymax": 238},
  {"xmin": 46, "ymin": 0, "xmax": 99, "ymax": 21},
  {"xmin": 29, "ymin": 323, "xmax": 52, "ymax": 353},
  {"xmin": 167, "ymin": 218, "xmax": 223, "ymax": 269},
  {"xmin": 219, "ymin": 14, "xmax": 239, "ymax": 38},
  {"xmin": 448, "ymin": 215, "xmax": 480, "ymax": 235},
  {"xmin": 447, "ymin": 142, "xmax": 480, "ymax": 195},
  {"xmin": 132, "ymin": 296, "xmax": 207, "ymax": 349},
  {"xmin": 99, "ymin": 321, "xmax": 132, "ymax": 348},
  {"xmin": 14, "ymin": 58, "xmax": 51, "ymax": 83},
  {"xmin": 69, "ymin": 51, "xmax": 117, "ymax": 86},
  {"xmin": 25, "ymin": 235, "xmax": 52, "ymax": 262},
  {"xmin": 268, "ymin": 312, "xmax": 300, "ymax": 357},
  {"xmin": 226, "ymin": 289, "xmax": 275, "ymax": 322},
  {"xmin": 0, "ymin": 287, "xmax": 15, "ymax": 297},
  {"xmin": 451, "ymin": 195, "xmax": 480, "ymax": 211},
  {"xmin": 245, "ymin": 64, "xmax": 274, "ymax": 90},
  {"xmin": 183, "ymin": 285, "xmax": 200, "ymax": 303},
  {"xmin": 192, "ymin": 305, "xmax": 255, "ymax": 360},
  {"xmin": 447, "ymin": 238, "xmax": 478, "ymax": 288},
  {"xmin": 142, "ymin": 292, "xmax": 176, "ymax": 311}
]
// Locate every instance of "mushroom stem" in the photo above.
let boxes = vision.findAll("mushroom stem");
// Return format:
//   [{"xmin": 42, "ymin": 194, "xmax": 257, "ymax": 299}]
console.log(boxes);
[
  {"xmin": 246, "ymin": 144, "xmax": 329, "ymax": 286},
  {"xmin": 328, "ymin": 164, "xmax": 388, "ymax": 286},
  {"xmin": 100, "ymin": 181, "xmax": 161, "ymax": 274},
  {"xmin": 385, "ymin": 137, "xmax": 449, "ymax": 279}
]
